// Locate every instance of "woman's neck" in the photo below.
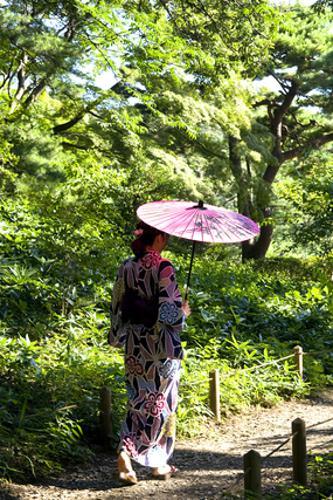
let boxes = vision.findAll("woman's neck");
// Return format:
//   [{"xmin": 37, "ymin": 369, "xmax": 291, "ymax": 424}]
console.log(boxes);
[{"xmin": 145, "ymin": 244, "xmax": 161, "ymax": 254}]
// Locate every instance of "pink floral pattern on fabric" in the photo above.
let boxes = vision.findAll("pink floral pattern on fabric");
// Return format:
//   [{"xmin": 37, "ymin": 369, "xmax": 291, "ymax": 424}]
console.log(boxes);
[
  {"xmin": 140, "ymin": 250, "xmax": 161, "ymax": 269},
  {"xmin": 120, "ymin": 358, "xmax": 181, "ymax": 467},
  {"xmin": 144, "ymin": 392, "xmax": 166, "ymax": 417}
]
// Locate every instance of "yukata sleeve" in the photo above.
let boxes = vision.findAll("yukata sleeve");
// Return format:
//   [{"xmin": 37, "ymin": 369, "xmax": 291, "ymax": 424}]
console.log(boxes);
[
  {"xmin": 109, "ymin": 263, "xmax": 127, "ymax": 348},
  {"xmin": 157, "ymin": 260, "xmax": 184, "ymax": 359}
]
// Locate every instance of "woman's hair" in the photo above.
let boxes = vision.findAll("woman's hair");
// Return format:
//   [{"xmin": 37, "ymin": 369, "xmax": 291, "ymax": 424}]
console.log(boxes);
[{"xmin": 131, "ymin": 221, "xmax": 167, "ymax": 258}]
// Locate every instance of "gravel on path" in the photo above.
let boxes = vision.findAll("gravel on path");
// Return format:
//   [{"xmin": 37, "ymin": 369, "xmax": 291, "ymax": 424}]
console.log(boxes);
[{"xmin": 1, "ymin": 390, "xmax": 333, "ymax": 499}]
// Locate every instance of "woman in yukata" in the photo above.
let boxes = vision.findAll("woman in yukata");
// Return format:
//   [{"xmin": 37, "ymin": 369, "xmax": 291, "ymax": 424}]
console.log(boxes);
[{"xmin": 109, "ymin": 221, "xmax": 190, "ymax": 484}]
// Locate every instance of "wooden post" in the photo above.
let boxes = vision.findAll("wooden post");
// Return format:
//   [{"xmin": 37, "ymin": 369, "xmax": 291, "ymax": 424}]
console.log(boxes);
[
  {"xmin": 292, "ymin": 418, "xmax": 307, "ymax": 486},
  {"xmin": 209, "ymin": 369, "xmax": 221, "ymax": 422},
  {"xmin": 244, "ymin": 449, "xmax": 262, "ymax": 498},
  {"xmin": 100, "ymin": 386, "xmax": 112, "ymax": 447},
  {"xmin": 293, "ymin": 345, "xmax": 303, "ymax": 379}
]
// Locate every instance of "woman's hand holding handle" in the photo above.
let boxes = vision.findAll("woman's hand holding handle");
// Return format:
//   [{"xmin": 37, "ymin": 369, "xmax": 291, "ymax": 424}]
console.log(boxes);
[{"xmin": 182, "ymin": 300, "xmax": 191, "ymax": 317}]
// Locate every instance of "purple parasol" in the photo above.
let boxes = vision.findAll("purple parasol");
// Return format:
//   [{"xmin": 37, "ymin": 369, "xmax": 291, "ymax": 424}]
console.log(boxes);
[{"xmin": 137, "ymin": 200, "xmax": 260, "ymax": 297}]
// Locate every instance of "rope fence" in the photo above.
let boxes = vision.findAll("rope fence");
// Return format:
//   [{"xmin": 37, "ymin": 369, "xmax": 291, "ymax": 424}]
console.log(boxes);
[
  {"xmin": 241, "ymin": 415, "xmax": 333, "ymax": 498},
  {"xmin": 308, "ymin": 437, "xmax": 333, "ymax": 453},
  {"xmin": 208, "ymin": 344, "xmax": 332, "ymax": 422},
  {"xmin": 207, "ymin": 345, "xmax": 333, "ymax": 495},
  {"xmin": 225, "ymin": 414, "xmax": 333, "ymax": 497},
  {"xmin": 208, "ymin": 346, "xmax": 305, "ymax": 422},
  {"xmin": 307, "ymin": 417, "xmax": 333, "ymax": 430}
]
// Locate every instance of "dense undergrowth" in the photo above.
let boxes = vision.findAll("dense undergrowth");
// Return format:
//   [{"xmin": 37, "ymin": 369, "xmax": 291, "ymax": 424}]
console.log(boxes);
[{"xmin": 0, "ymin": 249, "xmax": 331, "ymax": 480}]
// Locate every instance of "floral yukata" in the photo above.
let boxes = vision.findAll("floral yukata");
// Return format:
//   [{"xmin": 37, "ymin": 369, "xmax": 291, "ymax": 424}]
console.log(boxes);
[{"xmin": 109, "ymin": 249, "xmax": 184, "ymax": 468}]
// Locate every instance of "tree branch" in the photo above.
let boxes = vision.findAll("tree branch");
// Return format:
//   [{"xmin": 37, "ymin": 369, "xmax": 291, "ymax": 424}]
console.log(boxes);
[
  {"xmin": 87, "ymin": 109, "xmax": 105, "ymax": 120},
  {"xmin": 229, "ymin": 135, "xmax": 253, "ymax": 217},
  {"xmin": 253, "ymin": 98, "xmax": 272, "ymax": 108},
  {"xmin": 14, "ymin": 53, "xmax": 29, "ymax": 99},
  {"xmin": 268, "ymin": 70, "xmax": 292, "ymax": 94},
  {"xmin": 0, "ymin": 61, "xmax": 14, "ymax": 90},
  {"xmin": 82, "ymin": 29, "xmax": 116, "ymax": 70},
  {"xmin": 53, "ymin": 76, "xmax": 128, "ymax": 135},
  {"xmin": 192, "ymin": 136, "xmax": 226, "ymax": 161},
  {"xmin": 61, "ymin": 141, "xmax": 89, "ymax": 150},
  {"xmin": 267, "ymin": 80, "xmax": 299, "ymax": 166},
  {"xmin": 282, "ymin": 132, "xmax": 333, "ymax": 161},
  {"xmin": 53, "ymin": 95, "xmax": 107, "ymax": 134},
  {"xmin": 22, "ymin": 77, "xmax": 47, "ymax": 109},
  {"xmin": 271, "ymin": 80, "xmax": 299, "ymax": 128},
  {"xmin": 53, "ymin": 111, "xmax": 86, "ymax": 134}
]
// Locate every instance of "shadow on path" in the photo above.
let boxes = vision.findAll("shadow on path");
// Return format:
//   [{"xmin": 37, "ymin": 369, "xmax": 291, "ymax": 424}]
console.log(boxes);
[{"xmin": 4, "ymin": 447, "xmax": 292, "ymax": 494}]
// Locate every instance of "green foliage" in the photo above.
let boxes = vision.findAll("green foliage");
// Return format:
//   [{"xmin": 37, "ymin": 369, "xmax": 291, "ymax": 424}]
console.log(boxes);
[
  {"xmin": 275, "ymin": 153, "xmax": 333, "ymax": 255},
  {"xmin": 309, "ymin": 452, "xmax": 333, "ymax": 497},
  {"xmin": 146, "ymin": 0, "xmax": 277, "ymax": 80},
  {"xmin": 0, "ymin": 322, "xmax": 125, "ymax": 479},
  {"xmin": 181, "ymin": 256, "xmax": 332, "ymax": 366},
  {"xmin": 276, "ymin": 451, "xmax": 333, "ymax": 498}
]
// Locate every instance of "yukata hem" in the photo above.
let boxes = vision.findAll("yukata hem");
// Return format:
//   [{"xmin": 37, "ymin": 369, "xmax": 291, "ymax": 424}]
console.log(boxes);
[{"xmin": 127, "ymin": 446, "xmax": 175, "ymax": 469}]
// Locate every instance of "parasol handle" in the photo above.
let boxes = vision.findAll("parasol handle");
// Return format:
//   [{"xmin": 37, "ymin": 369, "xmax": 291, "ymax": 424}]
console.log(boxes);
[{"xmin": 185, "ymin": 240, "xmax": 196, "ymax": 301}]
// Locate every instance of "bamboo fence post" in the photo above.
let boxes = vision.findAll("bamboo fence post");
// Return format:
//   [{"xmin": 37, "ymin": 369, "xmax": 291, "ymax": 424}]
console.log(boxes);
[
  {"xmin": 292, "ymin": 418, "xmax": 307, "ymax": 486},
  {"xmin": 244, "ymin": 449, "xmax": 262, "ymax": 498},
  {"xmin": 293, "ymin": 345, "xmax": 303, "ymax": 379},
  {"xmin": 209, "ymin": 369, "xmax": 221, "ymax": 422},
  {"xmin": 100, "ymin": 386, "xmax": 112, "ymax": 447}
]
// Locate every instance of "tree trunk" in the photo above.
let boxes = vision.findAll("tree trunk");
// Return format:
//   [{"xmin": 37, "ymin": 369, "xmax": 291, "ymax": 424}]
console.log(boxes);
[
  {"xmin": 241, "ymin": 81, "xmax": 299, "ymax": 260},
  {"xmin": 241, "ymin": 173, "xmax": 276, "ymax": 261},
  {"xmin": 228, "ymin": 135, "xmax": 268, "ymax": 260},
  {"xmin": 242, "ymin": 210, "xmax": 273, "ymax": 261},
  {"xmin": 228, "ymin": 136, "xmax": 252, "ymax": 217}
]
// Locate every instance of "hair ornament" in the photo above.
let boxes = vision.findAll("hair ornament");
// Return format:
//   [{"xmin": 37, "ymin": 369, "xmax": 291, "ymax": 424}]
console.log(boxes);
[{"xmin": 133, "ymin": 228, "xmax": 144, "ymax": 237}]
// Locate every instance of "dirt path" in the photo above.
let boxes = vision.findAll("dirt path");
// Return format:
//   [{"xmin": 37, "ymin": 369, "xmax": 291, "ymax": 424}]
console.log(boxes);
[{"xmin": 1, "ymin": 390, "xmax": 333, "ymax": 499}]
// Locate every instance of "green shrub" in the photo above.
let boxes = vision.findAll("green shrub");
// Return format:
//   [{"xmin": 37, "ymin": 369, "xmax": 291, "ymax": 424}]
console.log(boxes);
[{"xmin": 0, "ymin": 323, "xmax": 125, "ymax": 479}]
